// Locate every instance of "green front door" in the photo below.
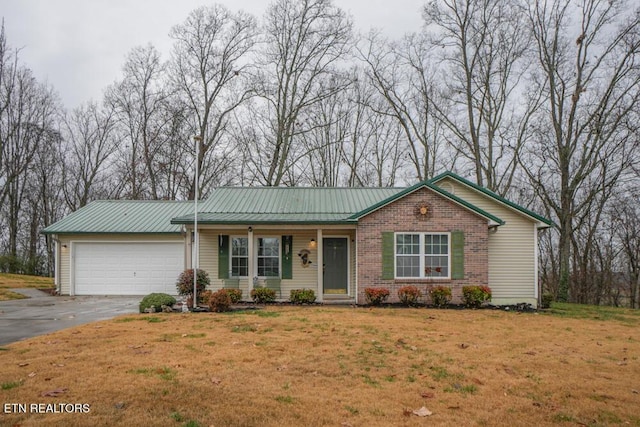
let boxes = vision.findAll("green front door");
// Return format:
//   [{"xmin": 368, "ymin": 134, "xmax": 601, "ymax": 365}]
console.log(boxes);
[{"xmin": 323, "ymin": 237, "xmax": 348, "ymax": 295}]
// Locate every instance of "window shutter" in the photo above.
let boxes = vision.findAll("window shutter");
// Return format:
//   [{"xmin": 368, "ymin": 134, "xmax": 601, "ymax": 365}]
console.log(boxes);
[
  {"xmin": 218, "ymin": 235, "xmax": 229, "ymax": 279},
  {"xmin": 451, "ymin": 231, "xmax": 464, "ymax": 280},
  {"xmin": 281, "ymin": 235, "xmax": 293, "ymax": 279},
  {"xmin": 381, "ymin": 232, "xmax": 394, "ymax": 280}
]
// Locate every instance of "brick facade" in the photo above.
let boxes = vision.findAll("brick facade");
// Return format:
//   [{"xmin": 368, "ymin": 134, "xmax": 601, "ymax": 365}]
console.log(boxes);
[{"xmin": 356, "ymin": 186, "xmax": 489, "ymax": 305}]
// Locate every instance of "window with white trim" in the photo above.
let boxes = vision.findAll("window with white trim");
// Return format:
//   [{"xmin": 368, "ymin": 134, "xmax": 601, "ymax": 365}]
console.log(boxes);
[
  {"xmin": 395, "ymin": 233, "xmax": 450, "ymax": 278},
  {"xmin": 257, "ymin": 237, "xmax": 280, "ymax": 277},
  {"xmin": 231, "ymin": 237, "xmax": 248, "ymax": 277}
]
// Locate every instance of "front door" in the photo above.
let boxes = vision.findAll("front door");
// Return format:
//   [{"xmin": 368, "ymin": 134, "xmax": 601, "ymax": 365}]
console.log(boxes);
[{"xmin": 323, "ymin": 237, "xmax": 348, "ymax": 295}]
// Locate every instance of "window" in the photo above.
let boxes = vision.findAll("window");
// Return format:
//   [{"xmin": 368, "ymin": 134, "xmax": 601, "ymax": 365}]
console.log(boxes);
[
  {"xmin": 395, "ymin": 233, "xmax": 450, "ymax": 278},
  {"xmin": 231, "ymin": 237, "xmax": 248, "ymax": 277},
  {"xmin": 257, "ymin": 237, "xmax": 280, "ymax": 277}
]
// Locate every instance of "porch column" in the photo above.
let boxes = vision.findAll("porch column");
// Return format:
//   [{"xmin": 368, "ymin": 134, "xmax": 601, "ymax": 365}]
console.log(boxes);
[
  {"xmin": 186, "ymin": 227, "xmax": 193, "ymax": 269},
  {"xmin": 316, "ymin": 228, "xmax": 323, "ymax": 302},
  {"xmin": 247, "ymin": 227, "xmax": 255, "ymax": 298}
]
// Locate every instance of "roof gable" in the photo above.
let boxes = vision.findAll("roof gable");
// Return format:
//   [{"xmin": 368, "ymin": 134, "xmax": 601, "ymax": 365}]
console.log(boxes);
[
  {"xmin": 349, "ymin": 180, "xmax": 505, "ymax": 226},
  {"xmin": 429, "ymin": 172, "xmax": 553, "ymax": 228}
]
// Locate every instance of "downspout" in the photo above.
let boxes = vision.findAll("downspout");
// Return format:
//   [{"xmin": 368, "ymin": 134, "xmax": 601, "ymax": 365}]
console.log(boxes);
[{"xmin": 52, "ymin": 236, "xmax": 61, "ymax": 295}]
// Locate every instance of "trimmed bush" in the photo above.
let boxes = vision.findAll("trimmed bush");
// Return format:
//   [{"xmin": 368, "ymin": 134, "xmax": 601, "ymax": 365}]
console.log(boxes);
[
  {"xmin": 139, "ymin": 293, "xmax": 176, "ymax": 313},
  {"xmin": 364, "ymin": 287, "xmax": 390, "ymax": 306},
  {"xmin": 250, "ymin": 287, "xmax": 276, "ymax": 304},
  {"xmin": 397, "ymin": 285, "xmax": 422, "ymax": 306},
  {"xmin": 462, "ymin": 285, "xmax": 492, "ymax": 308},
  {"xmin": 290, "ymin": 289, "xmax": 316, "ymax": 304},
  {"xmin": 208, "ymin": 289, "xmax": 232, "ymax": 312},
  {"xmin": 176, "ymin": 269, "xmax": 210, "ymax": 297},
  {"xmin": 428, "ymin": 285, "xmax": 452, "ymax": 308},
  {"xmin": 226, "ymin": 288, "xmax": 243, "ymax": 304}
]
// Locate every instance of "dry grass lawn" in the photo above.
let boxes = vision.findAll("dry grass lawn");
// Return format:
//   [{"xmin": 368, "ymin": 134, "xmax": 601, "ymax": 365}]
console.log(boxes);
[
  {"xmin": 0, "ymin": 273, "xmax": 54, "ymax": 301},
  {"xmin": 1, "ymin": 305, "xmax": 639, "ymax": 426}
]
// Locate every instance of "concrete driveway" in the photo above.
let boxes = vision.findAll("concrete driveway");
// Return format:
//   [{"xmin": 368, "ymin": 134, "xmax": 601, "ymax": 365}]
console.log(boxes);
[{"xmin": 0, "ymin": 289, "xmax": 141, "ymax": 346}]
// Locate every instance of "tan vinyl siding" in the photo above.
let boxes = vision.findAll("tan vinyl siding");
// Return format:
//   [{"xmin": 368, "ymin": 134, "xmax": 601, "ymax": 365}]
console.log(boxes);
[
  {"xmin": 199, "ymin": 230, "xmax": 222, "ymax": 282},
  {"xmin": 57, "ymin": 234, "xmax": 185, "ymax": 295},
  {"xmin": 436, "ymin": 177, "xmax": 537, "ymax": 305},
  {"xmin": 198, "ymin": 228, "xmax": 356, "ymax": 301}
]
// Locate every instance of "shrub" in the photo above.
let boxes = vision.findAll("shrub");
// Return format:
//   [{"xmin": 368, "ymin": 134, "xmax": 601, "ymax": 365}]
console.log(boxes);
[
  {"xmin": 540, "ymin": 293, "xmax": 553, "ymax": 309},
  {"xmin": 289, "ymin": 289, "xmax": 316, "ymax": 304},
  {"xmin": 364, "ymin": 287, "xmax": 390, "ymax": 306},
  {"xmin": 397, "ymin": 285, "xmax": 422, "ymax": 306},
  {"xmin": 139, "ymin": 293, "xmax": 176, "ymax": 313},
  {"xmin": 176, "ymin": 269, "xmax": 210, "ymax": 296},
  {"xmin": 462, "ymin": 285, "xmax": 492, "ymax": 308},
  {"xmin": 199, "ymin": 290, "xmax": 214, "ymax": 305},
  {"xmin": 208, "ymin": 289, "xmax": 232, "ymax": 312},
  {"xmin": 226, "ymin": 288, "xmax": 243, "ymax": 304},
  {"xmin": 429, "ymin": 285, "xmax": 452, "ymax": 308},
  {"xmin": 250, "ymin": 287, "xmax": 276, "ymax": 304}
]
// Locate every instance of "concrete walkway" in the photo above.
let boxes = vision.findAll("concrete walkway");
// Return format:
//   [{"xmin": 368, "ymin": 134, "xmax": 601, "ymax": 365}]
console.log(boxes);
[{"xmin": 0, "ymin": 289, "xmax": 141, "ymax": 346}]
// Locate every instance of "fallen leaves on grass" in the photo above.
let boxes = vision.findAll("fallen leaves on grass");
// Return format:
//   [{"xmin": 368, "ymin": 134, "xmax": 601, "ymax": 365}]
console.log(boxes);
[
  {"xmin": 41, "ymin": 388, "xmax": 67, "ymax": 397},
  {"xmin": 412, "ymin": 407, "xmax": 433, "ymax": 417}
]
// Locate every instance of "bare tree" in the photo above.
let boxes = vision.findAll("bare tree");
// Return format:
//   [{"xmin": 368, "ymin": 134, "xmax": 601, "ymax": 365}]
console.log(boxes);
[
  {"xmin": 612, "ymin": 193, "xmax": 640, "ymax": 308},
  {"xmin": 340, "ymin": 68, "xmax": 406, "ymax": 187},
  {"xmin": 24, "ymin": 128, "xmax": 64, "ymax": 275},
  {"xmin": 106, "ymin": 45, "xmax": 170, "ymax": 199},
  {"xmin": 169, "ymin": 4, "xmax": 257, "ymax": 198},
  {"xmin": 423, "ymin": 0, "xmax": 538, "ymax": 194},
  {"xmin": 522, "ymin": 0, "xmax": 640, "ymax": 301},
  {"xmin": 0, "ymin": 68, "xmax": 59, "ymax": 271},
  {"xmin": 248, "ymin": 0, "xmax": 353, "ymax": 186},
  {"xmin": 358, "ymin": 31, "xmax": 449, "ymax": 182},
  {"xmin": 61, "ymin": 102, "xmax": 118, "ymax": 210}
]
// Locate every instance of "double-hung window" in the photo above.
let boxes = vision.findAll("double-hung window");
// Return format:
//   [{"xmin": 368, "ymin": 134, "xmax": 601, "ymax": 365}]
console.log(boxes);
[
  {"xmin": 395, "ymin": 233, "xmax": 450, "ymax": 279},
  {"xmin": 257, "ymin": 237, "xmax": 280, "ymax": 277},
  {"xmin": 231, "ymin": 237, "xmax": 249, "ymax": 277}
]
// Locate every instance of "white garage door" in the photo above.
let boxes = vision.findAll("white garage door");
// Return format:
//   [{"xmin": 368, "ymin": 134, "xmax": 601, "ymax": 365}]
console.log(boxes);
[{"xmin": 74, "ymin": 242, "xmax": 184, "ymax": 295}]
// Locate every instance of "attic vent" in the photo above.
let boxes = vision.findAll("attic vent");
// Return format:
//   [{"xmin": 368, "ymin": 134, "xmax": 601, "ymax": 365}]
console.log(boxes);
[{"xmin": 440, "ymin": 182, "xmax": 455, "ymax": 194}]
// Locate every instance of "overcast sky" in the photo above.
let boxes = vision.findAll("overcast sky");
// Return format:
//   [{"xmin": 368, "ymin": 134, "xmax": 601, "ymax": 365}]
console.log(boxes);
[{"xmin": 1, "ymin": 0, "xmax": 424, "ymax": 110}]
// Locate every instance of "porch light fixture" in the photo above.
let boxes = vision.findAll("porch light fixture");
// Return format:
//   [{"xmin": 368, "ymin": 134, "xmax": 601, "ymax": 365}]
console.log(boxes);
[{"xmin": 310, "ymin": 238, "xmax": 316, "ymax": 248}]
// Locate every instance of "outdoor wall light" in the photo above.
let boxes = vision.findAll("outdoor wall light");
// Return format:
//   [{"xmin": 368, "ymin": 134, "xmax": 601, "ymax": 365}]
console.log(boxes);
[{"xmin": 310, "ymin": 238, "xmax": 316, "ymax": 248}]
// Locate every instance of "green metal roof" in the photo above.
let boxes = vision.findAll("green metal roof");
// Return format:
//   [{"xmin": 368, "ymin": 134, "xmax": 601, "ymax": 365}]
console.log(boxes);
[
  {"xmin": 42, "ymin": 200, "xmax": 193, "ymax": 234},
  {"xmin": 349, "ymin": 180, "xmax": 505, "ymax": 225},
  {"xmin": 429, "ymin": 172, "xmax": 554, "ymax": 227},
  {"xmin": 44, "ymin": 171, "xmax": 550, "ymax": 234},
  {"xmin": 172, "ymin": 187, "xmax": 403, "ymax": 225}
]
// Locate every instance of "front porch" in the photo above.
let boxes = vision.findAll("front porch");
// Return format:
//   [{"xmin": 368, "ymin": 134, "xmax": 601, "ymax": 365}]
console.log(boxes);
[{"xmin": 186, "ymin": 225, "xmax": 358, "ymax": 303}]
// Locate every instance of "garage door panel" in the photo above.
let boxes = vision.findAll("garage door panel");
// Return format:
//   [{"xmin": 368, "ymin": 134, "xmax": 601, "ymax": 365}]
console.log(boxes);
[{"xmin": 74, "ymin": 242, "xmax": 184, "ymax": 295}]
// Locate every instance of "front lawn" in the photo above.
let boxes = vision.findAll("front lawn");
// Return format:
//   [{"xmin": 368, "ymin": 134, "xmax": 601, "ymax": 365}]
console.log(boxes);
[
  {"xmin": 0, "ymin": 273, "xmax": 54, "ymax": 301},
  {"xmin": 0, "ymin": 305, "xmax": 638, "ymax": 426}
]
